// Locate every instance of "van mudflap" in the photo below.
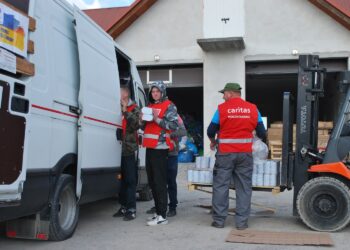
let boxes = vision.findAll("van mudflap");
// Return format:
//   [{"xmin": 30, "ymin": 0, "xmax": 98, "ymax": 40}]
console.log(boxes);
[{"xmin": 6, "ymin": 214, "xmax": 50, "ymax": 240}]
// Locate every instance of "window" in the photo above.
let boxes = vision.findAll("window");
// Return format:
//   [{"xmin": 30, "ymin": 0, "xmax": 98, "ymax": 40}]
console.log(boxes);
[
  {"xmin": 138, "ymin": 88, "xmax": 147, "ymax": 108},
  {"xmin": 116, "ymin": 49, "xmax": 135, "ymax": 101}
]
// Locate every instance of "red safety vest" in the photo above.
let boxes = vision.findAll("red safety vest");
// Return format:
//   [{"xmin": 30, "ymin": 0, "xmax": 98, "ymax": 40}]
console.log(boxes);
[
  {"xmin": 143, "ymin": 100, "xmax": 174, "ymax": 150},
  {"xmin": 122, "ymin": 104, "xmax": 137, "ymax": 137},
  {"xmin": 218, "ymin": 98, "xmax": 258, "ymax": 153}
]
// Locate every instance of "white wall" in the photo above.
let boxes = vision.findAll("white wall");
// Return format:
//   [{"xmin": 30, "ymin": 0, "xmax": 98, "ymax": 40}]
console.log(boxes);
[
  {"xmin": 203, "ymin": 0, "xmax": 244, "ymax": 39},
  {"xmin": 245, "ymin": 0, "xmax": 350, "ymax": 56},
  {"xmin": 203, "ymin": 50, "xmax": 245, "ymax": 153},
  {"xmin": 116, "ymin": 0, "xmax": 203, "ymax": 65}
]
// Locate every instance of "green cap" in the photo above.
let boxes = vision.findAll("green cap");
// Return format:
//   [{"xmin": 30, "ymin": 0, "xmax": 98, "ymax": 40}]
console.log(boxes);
[{"xmin": 218, "ymin": 83, "xmax": 242, "ymax": 93}]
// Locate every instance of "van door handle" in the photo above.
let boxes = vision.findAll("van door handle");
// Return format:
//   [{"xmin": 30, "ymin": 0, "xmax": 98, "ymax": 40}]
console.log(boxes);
[
  {"xmin": 69, "ymin": 106, "xmax": 81, "ymax": 115},
  {"xmin": 116, "ymin": 128, "xmax": 123, "ymax": 141}
]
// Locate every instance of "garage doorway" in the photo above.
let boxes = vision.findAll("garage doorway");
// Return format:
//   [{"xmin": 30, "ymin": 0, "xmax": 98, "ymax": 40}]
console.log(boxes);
[{"xmin": 246, "ymin": 59, "xmax": 348, "ymax": 127}]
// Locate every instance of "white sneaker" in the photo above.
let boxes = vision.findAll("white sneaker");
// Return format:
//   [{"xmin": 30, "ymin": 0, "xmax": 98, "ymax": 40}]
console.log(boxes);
[
  {"xmin": 146, "ymin": 215, "xmax": 168, "ymax": 226},
  {"xmin": 147, "ymin": 213, "xmax": 157, "ymax": 221}
]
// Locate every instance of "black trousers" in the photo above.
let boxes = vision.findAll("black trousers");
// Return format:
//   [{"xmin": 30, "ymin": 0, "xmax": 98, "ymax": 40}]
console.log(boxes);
[
  {"xmin": 167, "ymin": 155, "xmax": 178, "ymax": 210},
  {"xmin": 119, "ymin": 154, "xmax": 138, "ymax": 212},
  {"xmin": 146, "ymin": 148, "xmax": 168, "ymax": 218}
]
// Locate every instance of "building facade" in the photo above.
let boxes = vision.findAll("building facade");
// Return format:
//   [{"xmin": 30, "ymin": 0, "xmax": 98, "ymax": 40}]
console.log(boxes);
[{"xmin": 87, "ymin": 0, "xmax": 350, "ymax": 153}]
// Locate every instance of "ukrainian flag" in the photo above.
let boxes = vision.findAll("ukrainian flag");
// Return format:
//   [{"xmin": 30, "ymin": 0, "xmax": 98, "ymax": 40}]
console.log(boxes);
[{"xmin": 0, "ymin": 13, "xmax": 25, "ymax": 51}]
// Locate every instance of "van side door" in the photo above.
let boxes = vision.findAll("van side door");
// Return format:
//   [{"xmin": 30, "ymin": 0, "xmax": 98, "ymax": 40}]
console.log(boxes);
[{"xmin": 73, "ymin": 7, "xmax": 122, "ymax": 198}]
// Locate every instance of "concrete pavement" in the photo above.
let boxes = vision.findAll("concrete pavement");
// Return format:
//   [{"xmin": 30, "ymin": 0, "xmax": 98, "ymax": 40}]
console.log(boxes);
[{"xmin": 0, "ymin": 163, "xmax": 349, "ymax": 249}]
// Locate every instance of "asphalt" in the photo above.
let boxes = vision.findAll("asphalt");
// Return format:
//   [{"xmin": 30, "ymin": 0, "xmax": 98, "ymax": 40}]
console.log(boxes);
[{"xmin": 0, "ymin": 163, "xmax": 349, "ymax": 250}]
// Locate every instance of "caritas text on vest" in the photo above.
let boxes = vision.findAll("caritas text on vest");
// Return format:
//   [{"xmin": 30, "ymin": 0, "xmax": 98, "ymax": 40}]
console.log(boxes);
[
  {"xmin": 227, "ymin": 107, "xmax": 251, "ymax": 119},
  {"xmin": 227, "ymin": 107, "xmax": 251, "ymax": 114}
]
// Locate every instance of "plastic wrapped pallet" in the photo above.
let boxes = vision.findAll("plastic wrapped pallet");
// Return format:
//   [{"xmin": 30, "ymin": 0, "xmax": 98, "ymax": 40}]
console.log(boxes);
[
  {"xmin": 252, "ymin": 160, "xmax": 280, "ymax": 187},
  {"xmin": 189, "ymin": 156, "xmax": 214, "ymax": 184},
  {"xmin": 188, "ymin": 169, "xmax": 213, "ymax": 184}
]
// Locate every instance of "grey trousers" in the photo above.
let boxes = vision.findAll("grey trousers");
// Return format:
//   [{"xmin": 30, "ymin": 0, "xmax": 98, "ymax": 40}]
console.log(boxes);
[{"xmin": 212, "ymin": 153, "xmax": 253, "ymax": 227}]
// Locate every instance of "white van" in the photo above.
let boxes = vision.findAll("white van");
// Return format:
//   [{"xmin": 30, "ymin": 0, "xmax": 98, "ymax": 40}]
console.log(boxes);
[{"xmin": 0, "ymin": 0, "xmax": 149, "ymax": 241}]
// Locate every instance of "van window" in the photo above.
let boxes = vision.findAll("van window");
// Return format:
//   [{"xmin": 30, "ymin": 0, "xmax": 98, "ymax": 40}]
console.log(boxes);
[
  {"xmin": 138, "ymin": 88, "xmax": 147, "ymax": 108},
  {"xmin": 3, "ymin": 0, "xmax": 29, "ymax": 14},
  {"xmin": 116, "ymin": 49, "xmax": 135, "ymax": 101}
]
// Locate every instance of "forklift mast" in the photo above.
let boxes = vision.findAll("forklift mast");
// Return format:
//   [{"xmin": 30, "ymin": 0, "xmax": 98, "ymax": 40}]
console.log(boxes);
[
  {"xmin": 294, "ymin": 55, "xmax": 326, "ymax": 212},
  {"xmin": 282, "ymin": 55, "xmax": 326, "ymax": 214}
]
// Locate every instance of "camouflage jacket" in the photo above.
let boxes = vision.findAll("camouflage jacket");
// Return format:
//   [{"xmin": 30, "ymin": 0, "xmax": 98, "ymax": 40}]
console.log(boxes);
[
  {"xmin": 169, "ymin": 120, "xmax": 187, "ymax": 156},
  {"xmin": 122, "ymin": 102, "xmax": 141, "ymax": 156}
]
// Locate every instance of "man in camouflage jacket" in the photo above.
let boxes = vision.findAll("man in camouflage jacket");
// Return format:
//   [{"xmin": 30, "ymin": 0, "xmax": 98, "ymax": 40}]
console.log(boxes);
[{"xmin": 113, "ymin": 86, "xmax": 141, "ymax": 221}]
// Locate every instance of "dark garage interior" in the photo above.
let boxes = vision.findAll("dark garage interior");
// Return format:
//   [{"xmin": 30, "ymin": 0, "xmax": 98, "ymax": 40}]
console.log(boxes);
[{"xmin": 246, "ymin": 60, "xmax": 347, "ymax": 128}]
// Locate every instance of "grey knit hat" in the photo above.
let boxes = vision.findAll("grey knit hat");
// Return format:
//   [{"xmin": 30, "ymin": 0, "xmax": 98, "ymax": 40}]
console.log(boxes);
[{"xmin": 148, "ymin": 81, "xmax": 167, "ymax": 102}]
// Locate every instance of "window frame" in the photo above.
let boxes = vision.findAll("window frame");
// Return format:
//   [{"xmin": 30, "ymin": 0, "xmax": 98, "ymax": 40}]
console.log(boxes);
[{"xmin": 137, "ymin": 87, "xmax": 147, "ymax": 108}]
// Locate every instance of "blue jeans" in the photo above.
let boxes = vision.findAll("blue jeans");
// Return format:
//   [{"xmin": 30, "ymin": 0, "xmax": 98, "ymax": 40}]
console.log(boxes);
[
  {"xmin": 167, "ymin": 155, "xmax": 178, "ymax": 210},
  {"xmin": 119, "ymin": 155, "xmax": 137, "ymax": 212}
]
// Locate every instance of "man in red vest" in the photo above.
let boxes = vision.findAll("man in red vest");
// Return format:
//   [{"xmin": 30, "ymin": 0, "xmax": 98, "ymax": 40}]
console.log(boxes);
[
  {"xmin": 207, "ymin": 83, "xmax": 266, "ymax": 230},
  {"xmin": 113, "ymin": 86, "xmax": 140, "ymax": 221},
  {"xmin": 142, "ymin": 81, "xmax": 179, "ymax": 226}
]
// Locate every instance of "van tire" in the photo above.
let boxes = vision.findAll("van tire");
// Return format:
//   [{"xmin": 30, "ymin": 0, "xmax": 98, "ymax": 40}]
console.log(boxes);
[
  {"xmin": 49, "ymin": 174, "xmax": 79, "ymax": 241},
  {"xmin": 139, "ymin": 186, "xmax": 153, "ymax": 201}
]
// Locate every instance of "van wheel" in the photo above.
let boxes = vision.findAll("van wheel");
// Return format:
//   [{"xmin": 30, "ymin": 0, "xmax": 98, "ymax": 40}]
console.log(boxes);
[
  {"xmin": 139, "ymin": 186, "xmax": 153, "ymax": 201},
  {"xmin": 49, "ymin": 174, "xmax": 79, "ymax": 241},
  {"xmin": 297, "ymin": 176, "xmax": 350, "ymax": 232}
]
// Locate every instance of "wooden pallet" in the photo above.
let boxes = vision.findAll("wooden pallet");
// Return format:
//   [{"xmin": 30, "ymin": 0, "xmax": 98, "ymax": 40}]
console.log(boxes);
[
  {"xmin": 318, "ymin": 121, "xmax": 333, "ymax": 130},
  {"xmin": 270, "ymin": 121, "xmax": 333, "ymax": 130},
  {"xmin": 188, "ymin": 183, "xmax": 280, "ymax": 194},
  {"xmin": 269, "ymin": 141, "xmax": 293, "ymax": 160}
]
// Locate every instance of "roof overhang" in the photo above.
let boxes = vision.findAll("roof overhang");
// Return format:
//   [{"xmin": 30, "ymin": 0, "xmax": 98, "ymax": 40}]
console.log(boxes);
[
  {"xmin": 309, "ymin": 0, "xmax": 350, "ymax": 30},
  {"xmin": 197, "ymin": 37, "xmax": 245, "ymax": 51},
  {"xmin": 108, "ymin": 0, "xmax": 157, "ymax": 39}
]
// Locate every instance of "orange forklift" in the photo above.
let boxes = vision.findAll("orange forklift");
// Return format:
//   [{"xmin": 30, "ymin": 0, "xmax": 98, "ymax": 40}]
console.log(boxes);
[{"xmin": 280, "ymin": 54, "xmax": 350, "ymax": 232}]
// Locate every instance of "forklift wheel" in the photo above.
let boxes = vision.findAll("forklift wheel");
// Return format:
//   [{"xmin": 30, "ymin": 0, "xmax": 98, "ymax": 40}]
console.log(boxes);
[{"xmin": 297, "ymin": 176, "xmax": 350, "ymax": 232}]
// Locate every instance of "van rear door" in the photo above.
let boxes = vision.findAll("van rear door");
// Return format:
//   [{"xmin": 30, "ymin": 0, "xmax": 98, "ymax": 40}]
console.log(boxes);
[
  {"xmin": 0, "ymin": 77, "xmax": 30, "ymax": 205},
  {"xmin": 73, "ymin": 7, "xmax": 122, "ymax": 197}
]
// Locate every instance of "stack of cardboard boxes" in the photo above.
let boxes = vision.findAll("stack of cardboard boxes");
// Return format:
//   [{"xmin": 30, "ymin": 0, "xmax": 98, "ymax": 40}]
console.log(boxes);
[
  {"xmin": 318, "ymin": 122, "xmax": 334, "ymax": 150},
  {"xmin": 267, "ymin": 121, "xmax": 333, "ymax": 160}
]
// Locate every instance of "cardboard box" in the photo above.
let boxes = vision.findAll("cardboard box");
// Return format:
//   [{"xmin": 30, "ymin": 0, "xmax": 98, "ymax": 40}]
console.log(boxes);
[{"xmin": 226, "ymin": 229, "xmax": 333, "ymax": 246}]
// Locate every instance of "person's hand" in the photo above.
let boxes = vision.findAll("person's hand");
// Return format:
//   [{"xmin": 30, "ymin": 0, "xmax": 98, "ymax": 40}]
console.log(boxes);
[
  {"xmin": 139, "ymin": 112, "xmax": 146, "ymax": 123},
  {"xmin": 152, "ymin": 109, "xmax": 159, "ymax": 121},
  {"xmin": 210, "ymin": 141, "xmax": 217, "ymax": 151},
  {"xmin": 121, "ymin": 99, "xmax": 128, "ymax": 112}
]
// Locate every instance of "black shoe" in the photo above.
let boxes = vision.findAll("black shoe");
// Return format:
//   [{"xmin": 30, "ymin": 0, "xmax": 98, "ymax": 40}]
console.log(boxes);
[
  {"xmin": 167, "ymin": 209, "xmax": 176, "ymax": 217},
  {"xmin": 211, "ymin": 221, "xmax": 224, "ymax": 228},
  {"xmin": 146, "ymin": 207, "xmax": 156, "ymax": 214},
  {"xmin": 236, "ymin": 224, "xmax": 248, "ymax": 230},
  {"xmin": 113, "ymin": 207, "xmax": 126, "ymax": 217},
  {"xmin": 123, "ymin": 211, "xmax": 136, "ymax": 221}
]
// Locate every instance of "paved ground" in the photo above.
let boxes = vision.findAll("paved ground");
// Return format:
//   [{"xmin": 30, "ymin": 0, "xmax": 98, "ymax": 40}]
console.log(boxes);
[{"xmin": 0, "ymin": 163, "xmax": 349, "ymax": 249}]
